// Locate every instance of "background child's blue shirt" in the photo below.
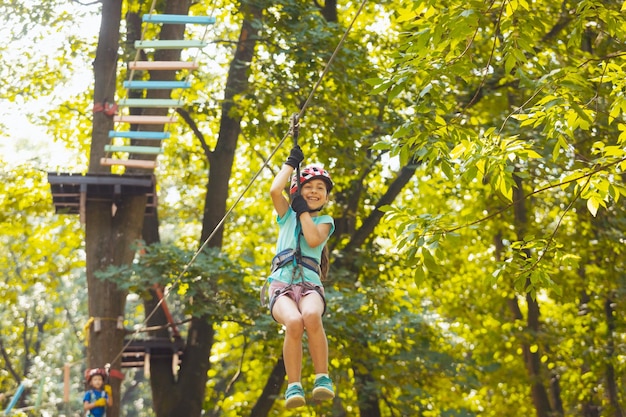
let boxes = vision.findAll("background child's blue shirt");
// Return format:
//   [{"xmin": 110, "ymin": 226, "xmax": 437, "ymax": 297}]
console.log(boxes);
[
  {"xmin": 83, "ymin": 389, "xmax": 108, "ymax": 417},
  {"xmin": 269, "ymin": 207, "xmax": 334, "ymax": 286}
]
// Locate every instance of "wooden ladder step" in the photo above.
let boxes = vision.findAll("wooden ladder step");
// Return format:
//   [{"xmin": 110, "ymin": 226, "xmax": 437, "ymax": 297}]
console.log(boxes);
[
  {"xmin": 142, "ymin": 14, "xmax": 216, "ymax": 25},
  {"xmin": 114, "ymin": 115, "xmax": 177, "ymax": 124},
  {"xmin": 109, "ymin": 130, "xmax": 171, "ymax": 140},
  {"xmin": 105, "ymin": 145, "xmax": 163, "ymax": 155},
  {"xmin": 118, "ymin": 98, "xmax": 181, "ymax": 108},
  {"xmin": 135, "ymin": 40, "xmax": 207, "ymax": 50},
  {"xmin": 123, "ymin": 80, "xmax": 191, "ymax": 89},
  {"xmin": 129, "ymin": 61, "xmax": 199, "ymax": 71},
  {"xmin": 100, "ymin": 158, "xmax": 157, "ymax": 169}
]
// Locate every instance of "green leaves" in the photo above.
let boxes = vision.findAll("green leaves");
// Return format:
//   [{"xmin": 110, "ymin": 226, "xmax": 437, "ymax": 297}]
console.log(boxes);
[{"xmin": 96, "ymin": 243, "xmax": 259, "ymax": 322}]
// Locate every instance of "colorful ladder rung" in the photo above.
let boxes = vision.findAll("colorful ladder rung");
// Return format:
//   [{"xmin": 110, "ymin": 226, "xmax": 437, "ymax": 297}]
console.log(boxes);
[
  {"xmin": 105, "ymin": 145, "xmax": 163, "ymax": 155},
  {"xmin": 135, "ymin": 40, "xmax": 207, "ymax": 50},
  {"xmin": 129, "ymin": 61, "xmax": 199, "ymax": 71},
  {"xmin": 109, "ymin": 130, "xmax": 170, "ymax": 140},
  {"xmin": 123, "ymin": 80, "xmax": 191, "ymax": 89},
  {"xmin": 100, "ymin": 158, "xmax": 157, "ymax": 170},
  {"xmin": 114, "ymin": 115, "xmax": 177, "ymax": 124},
  {"xmin": 118, "ymin": 98, "xmax": 181, "ymax": 108},
  {"xmin": 142, "ymin": 14, "xmax": 216, "ymax": 25}
]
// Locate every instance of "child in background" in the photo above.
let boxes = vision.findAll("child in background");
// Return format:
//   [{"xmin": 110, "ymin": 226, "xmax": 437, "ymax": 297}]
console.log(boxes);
[
  {"xmin": 83, "ymin": 368, "xmax": 112, "ymax": 417},
  {"xmin": 267, "ymin": 145, "xmax": 336, "ymax": 409}
]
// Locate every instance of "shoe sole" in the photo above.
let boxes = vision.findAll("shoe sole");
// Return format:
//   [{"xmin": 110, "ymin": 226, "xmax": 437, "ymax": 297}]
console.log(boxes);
[
  {"xmin": 285, "ymin": 395, "xmax": 306, "ymax": 409},
  {"xmin": 312, "ymin": 387, "xmax": 335, "ymax": 402}
]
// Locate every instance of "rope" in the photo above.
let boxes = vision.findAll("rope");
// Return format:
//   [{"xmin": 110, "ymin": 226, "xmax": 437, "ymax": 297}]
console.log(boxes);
[
  {"xmin": 103, "ymin": 0, "xmax": 160, "ymax": 161},
  {"xmin": 104, "ymin": 0, "xmax": 368, "ymax": 369},
  {"xmin": 124, "ymin": 0, "xmax": 159, "ymax": 104}
]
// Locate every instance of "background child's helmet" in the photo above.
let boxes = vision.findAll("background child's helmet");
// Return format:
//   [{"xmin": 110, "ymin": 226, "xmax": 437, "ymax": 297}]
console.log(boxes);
[
  {"xmin": 290, "ymin": 165, "xmax": 333, "ymax": 195},
  {"xmin": 85, "ymin": 368, "xmax": 107, "ymax": 383}
]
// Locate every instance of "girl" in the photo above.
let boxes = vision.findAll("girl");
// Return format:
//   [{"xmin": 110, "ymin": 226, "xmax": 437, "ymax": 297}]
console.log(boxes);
[
  {"xmin": 83, "ymin": 368, "xmax": 113, "ymax": 417},
  {"xmin": 267, "ymin": 146, "xmax": 335, "ymax": 409}
]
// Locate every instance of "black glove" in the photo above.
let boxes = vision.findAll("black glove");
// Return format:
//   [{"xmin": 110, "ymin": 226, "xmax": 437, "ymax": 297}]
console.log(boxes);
[
  {"xmin": 285, "ymin": 145, "xmax": 304, "ymax": 168},
  {"xmin": 291, "ymin": 195, "xmax": 309, "ymax": 218}
]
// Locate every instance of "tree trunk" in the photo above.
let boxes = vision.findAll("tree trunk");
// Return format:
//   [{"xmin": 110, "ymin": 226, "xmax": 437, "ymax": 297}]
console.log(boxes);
[
  {"xmin": 144, "ymin": 3, "xmax": 264, "ymax": 416},
  {"xmin": 603, "ymin": 297, "xmax": 624, "ymax": 417},
  {"xmin": 353, "ymin": 358, "xmax": 382, "ymax": 417},
  {"xmin": 201, "ymin": 2, "xmax": 263, "ymax": 247},
  {"xmin": 88, "ymin": 1, "xmax": 192, "ymax": 416},
  {"xmin": 85, "ymin": 195, "xmax": 146, "ymax": 417},
  {"xmin": 90, "ymin": 0, "xmax": 122, "ymax": 174},
  {"xmin": 248, "ymin": 358, "xmax": 286, "ymax": 416},
  {"xmin": 509, "ymin": 175, "xmax": 553, "ymax": 417},
  {"xmin": 86, "ymin": 2, "xmax": 130, "ymax": 417}
]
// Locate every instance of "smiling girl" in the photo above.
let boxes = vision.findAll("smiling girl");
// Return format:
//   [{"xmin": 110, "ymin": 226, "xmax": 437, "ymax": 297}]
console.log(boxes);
[{"xmin": 266, "ymin": 146, "xmax": 336, "ymax": 409}]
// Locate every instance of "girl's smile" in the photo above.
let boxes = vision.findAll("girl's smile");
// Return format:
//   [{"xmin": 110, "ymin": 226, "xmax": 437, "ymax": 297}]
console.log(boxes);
[{"xmin": 300, "ymin": 179, "xmax": 328, "ymax": 211}]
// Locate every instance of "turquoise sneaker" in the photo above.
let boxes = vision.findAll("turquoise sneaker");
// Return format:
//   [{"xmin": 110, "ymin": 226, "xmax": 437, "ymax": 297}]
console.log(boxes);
[
  {"xmin": 312, "ymin": 376, "xmax": 335, "ymax": 401},
  {"xmin": 285, "ymin": 384, "xmax": 306, "ymax": 409}
]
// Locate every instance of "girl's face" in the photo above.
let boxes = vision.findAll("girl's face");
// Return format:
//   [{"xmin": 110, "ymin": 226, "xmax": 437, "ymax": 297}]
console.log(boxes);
[
  {"xmin": 300, "ymin": 179, "xmax": 329, "ymax": 212},
  {"xmin": 90, "ymin": 375, "xmax": 104, "ymax": 389}
]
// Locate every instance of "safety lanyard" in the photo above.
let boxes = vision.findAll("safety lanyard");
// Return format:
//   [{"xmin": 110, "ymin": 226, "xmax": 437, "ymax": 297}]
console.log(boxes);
[{"xmin": 289, "ymin": 113, "xmax": 305, "ymax": 285}]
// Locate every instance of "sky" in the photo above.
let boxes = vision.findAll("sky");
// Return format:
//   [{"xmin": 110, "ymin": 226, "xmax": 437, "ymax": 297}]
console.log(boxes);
[{"xmin": 0, "ymin": 3, "xmax": 101, "ymax": 171}]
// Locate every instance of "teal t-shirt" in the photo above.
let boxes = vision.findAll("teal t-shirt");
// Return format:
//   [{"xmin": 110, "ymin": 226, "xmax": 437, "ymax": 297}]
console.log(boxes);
[{"xmin": 268, "ymin": 207, "xmax": 334, "ymax": 286}]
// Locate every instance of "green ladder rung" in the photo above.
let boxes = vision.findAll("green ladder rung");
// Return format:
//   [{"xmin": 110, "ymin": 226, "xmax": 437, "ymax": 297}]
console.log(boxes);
[
  {"xmin": 135, "ymin": 40, "xmax": 207, "ymax": 50},
  {"xmin": 142, "ymin": 14, "xmax": 216, "ymax": 25},
  {"xmin": 123, "ymin": 80, "xmax": 191, "ymax": 89},
  {"xmin": 109, "ymin": 130, "xmax": 170, "ymax": 140},
  {"xmin": 105, "ymin": 145, "xmax": 163, "ymax": 155},
  {"xmin": 118, "ymin": 98, "xmax": 181, "ymax": 108},
  {"xmin": 129, "ymin": 61, "xmax": 199, "ymax": 71}
]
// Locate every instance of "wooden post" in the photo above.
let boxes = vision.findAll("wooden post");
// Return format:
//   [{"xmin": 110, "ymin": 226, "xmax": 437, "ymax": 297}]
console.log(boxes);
[{"xmin": 63, "ymin": 363, "xmax": 71, "ymax": 415}]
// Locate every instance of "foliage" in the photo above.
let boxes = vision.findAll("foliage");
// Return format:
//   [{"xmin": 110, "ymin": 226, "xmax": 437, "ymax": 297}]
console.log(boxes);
[
  {"xmin": 96, "ymin": 243, "xmax": 262, "ymax": 323},
  {"xmin": 2, "ymin": 0, "xmax": 626, "ymax": 416},
  {"xmin": 0, "ymin": 162, "xmax": 87, "ymax": 414},
  {"xmin": 375, "ymin": 0, "xmax": 626, "ymax": 294}
]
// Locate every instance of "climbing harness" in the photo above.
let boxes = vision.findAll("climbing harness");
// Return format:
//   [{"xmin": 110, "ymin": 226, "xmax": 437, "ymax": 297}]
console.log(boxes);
[{"xmin": 271, "ymin": 248, "xmax": 321, "ymax": 275}]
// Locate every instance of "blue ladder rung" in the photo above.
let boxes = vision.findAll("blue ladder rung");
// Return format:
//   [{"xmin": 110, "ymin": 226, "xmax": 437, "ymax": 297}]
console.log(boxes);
[
  {"xmin": 118, "ymin": 98, "xmax": 181, "ymax": 108},
  {"xmin": 105, "ymin": 145, "xmax": 163, "ymax": 155},
  {"xmin": 142, "ymin": 14, "xmax": 216, "ymax": 25},
  {"xmin": 123, "ymin": 80, "xmax": 191, "ymax": 89},
  {"xmin": 108, "ymin": 130, "xmax": 171, "ymax": 140},
  {"xmin": 135, "ymin": 40, "xmax": 207, "ymax": 50}
]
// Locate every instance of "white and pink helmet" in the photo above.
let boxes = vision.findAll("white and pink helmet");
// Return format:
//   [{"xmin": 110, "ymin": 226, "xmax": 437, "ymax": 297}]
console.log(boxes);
[{"xmin": 290, "ymin": 165, "xmax": 334, "ymax": 195}]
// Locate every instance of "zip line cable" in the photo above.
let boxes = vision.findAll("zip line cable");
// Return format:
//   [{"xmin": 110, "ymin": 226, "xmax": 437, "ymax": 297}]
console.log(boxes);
[{"xmin": 104, "ymin": 0, "xmax": 369, "ymax": 373}]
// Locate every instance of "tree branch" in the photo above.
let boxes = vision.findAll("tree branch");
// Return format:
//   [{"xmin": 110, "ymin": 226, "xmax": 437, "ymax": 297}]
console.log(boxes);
[{"xmin": 0, "ymin": 336, "xmax": 21, "ymax": 382}]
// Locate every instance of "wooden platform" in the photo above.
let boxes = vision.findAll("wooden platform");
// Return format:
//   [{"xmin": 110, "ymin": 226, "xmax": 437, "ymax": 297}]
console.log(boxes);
[
  {"xmin": 47, "ymin": 173, "xmax": 157, "ymax": 216},
  {"xmin": 121, "ymin": 337, "xmax": 184, "ymax": 368}
]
